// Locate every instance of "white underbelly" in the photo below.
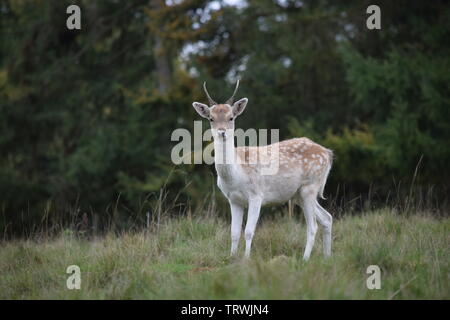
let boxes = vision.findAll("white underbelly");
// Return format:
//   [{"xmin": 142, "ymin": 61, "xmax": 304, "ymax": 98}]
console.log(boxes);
[
  {"xmin": 217, "ymin": 173, "xmax": 301, "ymax": 207},
  {"xmin": 259, "ymin": 174, "xmax": 301, "ymax": 205}
]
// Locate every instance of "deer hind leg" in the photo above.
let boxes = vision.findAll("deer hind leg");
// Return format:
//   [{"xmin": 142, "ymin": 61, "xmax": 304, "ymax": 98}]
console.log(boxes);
[
  {"xmin": 315, "ymin": 200, "xmax": 333, "ymax": 257},
  {"xmin": 299, "ymin": 186, "xmax": 319, "ymax": 260}
]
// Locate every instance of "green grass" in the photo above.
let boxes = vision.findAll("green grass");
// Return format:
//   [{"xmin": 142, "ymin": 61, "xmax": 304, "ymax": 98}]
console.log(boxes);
[{"xmin": 1, "ymin": 209, "xmax": 448, "ymax": 299}]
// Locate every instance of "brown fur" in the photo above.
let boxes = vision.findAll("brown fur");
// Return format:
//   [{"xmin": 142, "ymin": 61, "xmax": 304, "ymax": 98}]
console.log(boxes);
[{"xmin": 235, "ymin": 138, "xmax": 332, "ymax": 176}]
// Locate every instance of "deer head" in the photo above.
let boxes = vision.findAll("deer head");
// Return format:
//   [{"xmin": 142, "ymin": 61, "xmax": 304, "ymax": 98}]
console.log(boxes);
[{"xmin": 192, "ymin": 80, "xmax": 248, "ymax": 140}]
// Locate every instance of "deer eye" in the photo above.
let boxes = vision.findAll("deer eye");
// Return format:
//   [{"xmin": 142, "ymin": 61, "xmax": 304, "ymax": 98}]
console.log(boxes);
[
  {"xmin": 210, "ymin": 118, "xmax": 214, "ymax": 122},
  {"xmin": 229, "ymin": 117, "xmax": 234, "ymax": 121}
]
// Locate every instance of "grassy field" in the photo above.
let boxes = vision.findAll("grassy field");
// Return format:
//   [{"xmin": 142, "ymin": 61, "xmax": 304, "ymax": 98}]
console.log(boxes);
[{"xmin": 0, "ymin": 209, "xmax": 448, "ymax": 299}]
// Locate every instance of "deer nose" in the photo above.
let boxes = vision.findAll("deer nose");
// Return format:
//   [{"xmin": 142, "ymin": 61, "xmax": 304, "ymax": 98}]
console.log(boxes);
[{"xmin": 217, "ymin": 128, "xmax": 226, "ymax": 138}]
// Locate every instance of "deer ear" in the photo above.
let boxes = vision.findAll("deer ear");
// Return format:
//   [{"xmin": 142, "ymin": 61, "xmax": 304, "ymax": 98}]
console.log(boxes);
[
  {"xmin": 232, "ymin": 98, "xmax": 248, "ymax": 117},
  {"xmin": 192, "ymin": 102, "xmax": 210, "ymax": 119}
]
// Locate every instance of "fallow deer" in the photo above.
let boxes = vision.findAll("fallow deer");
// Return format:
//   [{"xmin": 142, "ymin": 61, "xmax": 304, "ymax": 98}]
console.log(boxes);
[{"xmin": 192, "ymin": 81, "xmax": 333, "ymax": 260}]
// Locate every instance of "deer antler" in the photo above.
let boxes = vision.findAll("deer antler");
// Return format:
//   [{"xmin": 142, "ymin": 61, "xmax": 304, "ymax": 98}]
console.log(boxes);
[
  {"xmin": 203, "ymin": 82, "xmax": 217, "ymax": 106},
  {"xmin": 225, "ymin": 79, "xmax": 240, "ymax": 105}
]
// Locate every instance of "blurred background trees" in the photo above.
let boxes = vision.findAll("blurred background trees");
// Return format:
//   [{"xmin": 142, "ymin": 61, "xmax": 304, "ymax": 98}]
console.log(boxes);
[{"xmin": 1, "ymin": 0, "xmax": 449, "ymax": 236}]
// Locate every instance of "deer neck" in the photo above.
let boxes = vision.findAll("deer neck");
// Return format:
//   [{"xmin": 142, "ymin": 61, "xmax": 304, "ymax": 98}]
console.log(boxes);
[{"xmin": 214, "ymin": 136, "xmax": 239, "ymax": 181}]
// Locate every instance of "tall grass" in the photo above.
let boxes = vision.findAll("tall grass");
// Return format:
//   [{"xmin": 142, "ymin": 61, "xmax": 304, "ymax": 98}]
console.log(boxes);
[
  {"xmin": 2, "ymin": 159, "xmax": 447, "ymax": 239},
  {"xmin": 0, "ymin": 208, "xmax": 448, "ymax": 299}
]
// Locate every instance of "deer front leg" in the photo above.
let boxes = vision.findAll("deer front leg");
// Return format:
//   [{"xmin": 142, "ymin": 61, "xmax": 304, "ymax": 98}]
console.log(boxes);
[
  {"xmin": 230, "ymin": 201, "xmax": 244, "ymax": 256},
  {"xmin": 244, "ymin": 197, "xmax": 262, "ymax": 258}
]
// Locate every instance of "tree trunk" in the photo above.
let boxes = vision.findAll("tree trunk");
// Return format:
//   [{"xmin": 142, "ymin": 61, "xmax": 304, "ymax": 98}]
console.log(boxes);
[{"xmin": 150, "ymin": 0, "xmax": 172, "ymax": 94}]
